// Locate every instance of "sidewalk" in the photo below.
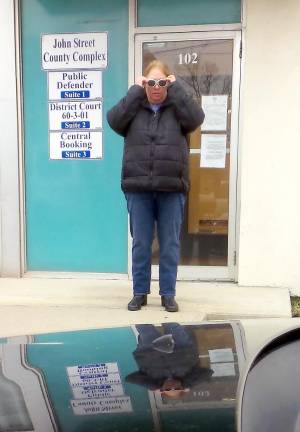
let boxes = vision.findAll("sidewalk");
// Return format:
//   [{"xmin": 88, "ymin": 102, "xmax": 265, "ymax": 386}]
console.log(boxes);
[{"xmin": 0, "ymin": 278, "xmax": 292, "ymax": 337}]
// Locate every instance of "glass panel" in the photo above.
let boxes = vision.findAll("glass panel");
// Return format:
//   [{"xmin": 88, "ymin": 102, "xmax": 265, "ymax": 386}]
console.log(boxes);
[
  {"xmin": 138, "ymin": 0, "xmax": 241, "ymax": 27},
  {"xmin": 143, "ymin": 39, "xmax": 233, "ymax": 266}
]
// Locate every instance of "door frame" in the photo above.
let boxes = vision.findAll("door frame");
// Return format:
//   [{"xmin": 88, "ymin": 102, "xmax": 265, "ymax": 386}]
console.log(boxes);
[{"xmin": 133, "ymin": 30, "xmax": 241, "ymax": 281}]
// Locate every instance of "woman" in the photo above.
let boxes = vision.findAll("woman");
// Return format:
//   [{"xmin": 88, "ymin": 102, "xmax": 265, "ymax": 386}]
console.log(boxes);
[{"xmin": 107, "ymin": 60, "xmax": 204, "ymax": 312}]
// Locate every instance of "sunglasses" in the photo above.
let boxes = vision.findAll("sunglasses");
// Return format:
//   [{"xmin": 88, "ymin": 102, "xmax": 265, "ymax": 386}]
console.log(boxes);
[
  {"xmin": 160, "ymin": 387, "xmax": 183, "ymax": 392},
  {"xmin": 146, "ymin": 79, "xmax": 168, "ymax": 87}
]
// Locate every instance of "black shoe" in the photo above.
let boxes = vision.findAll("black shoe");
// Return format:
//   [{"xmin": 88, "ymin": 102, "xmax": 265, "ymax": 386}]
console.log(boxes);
[
  {"xmin": 128, "ymin": 295, "xmax": 147, "ymax": 311},
  {"xmin": 161, "ymin": 296, "xmax": 179, "ymax": 312}
]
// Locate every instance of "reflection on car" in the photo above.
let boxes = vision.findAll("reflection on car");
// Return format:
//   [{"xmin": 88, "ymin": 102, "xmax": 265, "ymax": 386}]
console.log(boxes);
[{"xmin": 0, "ymin": 321, "xmax": 244, "ymax": 431}]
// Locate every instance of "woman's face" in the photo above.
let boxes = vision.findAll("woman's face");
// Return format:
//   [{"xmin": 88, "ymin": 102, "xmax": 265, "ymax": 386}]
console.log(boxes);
[{"xmin": 145, "ymin": 67, "xmax": 168, "ymax": 104}]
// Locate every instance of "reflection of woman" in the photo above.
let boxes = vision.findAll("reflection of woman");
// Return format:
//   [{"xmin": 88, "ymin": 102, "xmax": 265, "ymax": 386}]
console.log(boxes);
[
  {"xmin": 107, "ymin": 60, "xmax": 204, "ymax": 312},
  {"xmin": 126, "ymin": 323, "xmax": 212, "ymax": 399}
]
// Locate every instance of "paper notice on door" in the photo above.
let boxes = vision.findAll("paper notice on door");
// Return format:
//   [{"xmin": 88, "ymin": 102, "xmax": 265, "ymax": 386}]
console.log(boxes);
[
  {"xmin": 200, "ymin": 134, "xmax": 227, "ymax": 168},
  {"xmin": 201, "ymin": 95, "xmax": 228, "ymax": 131}
]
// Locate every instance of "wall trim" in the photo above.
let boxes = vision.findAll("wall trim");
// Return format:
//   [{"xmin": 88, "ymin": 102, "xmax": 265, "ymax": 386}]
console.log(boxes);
[
  {"xmin": 24, "ymin": 271, "xmax": 130, "ymax": 280},
  {"xmin": 135, "ymin": 23, "xmax": 242, "ymax": 34}
]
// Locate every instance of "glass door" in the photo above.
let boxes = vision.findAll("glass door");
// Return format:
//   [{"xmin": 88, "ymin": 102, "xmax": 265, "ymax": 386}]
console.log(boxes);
[{"xmin": 135, "ymin": 31, "xmax": 241, "ymax": 280}]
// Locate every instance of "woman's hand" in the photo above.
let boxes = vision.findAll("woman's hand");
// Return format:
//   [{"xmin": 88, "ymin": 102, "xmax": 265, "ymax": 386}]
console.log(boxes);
[
  {"xmin": 135, "ymin": 76, "xmax": 147, "ymax": 87},
  {"xmin": 167, "ymin": 74, "xmax": 176, "ymax": 83}
]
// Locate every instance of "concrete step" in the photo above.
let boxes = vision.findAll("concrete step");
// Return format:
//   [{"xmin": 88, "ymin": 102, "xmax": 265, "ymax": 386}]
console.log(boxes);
[{"xmin": 0, "ymin": 278, "xmax": 291, "ymax": 315}]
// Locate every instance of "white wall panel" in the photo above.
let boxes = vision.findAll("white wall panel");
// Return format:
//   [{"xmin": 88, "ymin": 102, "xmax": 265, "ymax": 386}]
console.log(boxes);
[
  {"xmin": 238, "ymin": 0, "xmax": 300, "ymax": 291},
  {"xmin": 0, "ymin": 0, "xmax": 21, "ymax": 276}
]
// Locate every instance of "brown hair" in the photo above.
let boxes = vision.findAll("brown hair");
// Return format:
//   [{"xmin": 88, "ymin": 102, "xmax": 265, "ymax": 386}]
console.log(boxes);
[{"xmin": 144, "ymin": 60, "xmax": 171, "ymax": 77}]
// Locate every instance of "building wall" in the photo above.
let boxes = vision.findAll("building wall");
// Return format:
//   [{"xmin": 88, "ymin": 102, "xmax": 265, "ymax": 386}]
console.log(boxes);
[
  {"xmin": 0, "ymin": 0, "xmax": 21, "ymax": 276},
  {"xmin": 238, "ymin": 0, "xmax": 300, "ymax": 291},
  {"xmin": 2, "ymin": 0, "xmax": 300, "ymax": 290}
]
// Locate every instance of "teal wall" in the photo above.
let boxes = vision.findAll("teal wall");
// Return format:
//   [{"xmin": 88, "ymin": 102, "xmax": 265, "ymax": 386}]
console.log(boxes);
[
  {"xmin": 138, "ymin": 0, "xmax": 241, "ymax": 26},
  {"xmin": 29, "ymin": 328, "xmax": 155, "ymax": 432},
  {"xmin": 21, "ymin": 0, "xmax": 129, "ymax": 272}
]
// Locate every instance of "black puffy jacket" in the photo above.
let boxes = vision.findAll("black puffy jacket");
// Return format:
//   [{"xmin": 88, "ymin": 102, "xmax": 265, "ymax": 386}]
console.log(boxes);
[{"xmin": 107, "ymin": 81, "xmax": 205, "ymax": 193}]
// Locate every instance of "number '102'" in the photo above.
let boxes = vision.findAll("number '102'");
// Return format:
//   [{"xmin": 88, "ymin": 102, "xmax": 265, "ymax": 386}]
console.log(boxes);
[{"xmin": 178, "ymin": 52, "xmax": 198, "ymax": 65}]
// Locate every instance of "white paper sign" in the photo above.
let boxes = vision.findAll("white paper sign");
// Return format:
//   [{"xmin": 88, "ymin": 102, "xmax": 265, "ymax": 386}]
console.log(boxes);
[
  {"xmin": 71, "ymin": 397, "xmax": 132, "ymax": 415},
  {"xmin": 48, "ymin": 100, "xmax": 102, "ymax": 131},
  {"xmin": 49, "ymin": 130, "xmax": 102, "ymax": 159},
  {"xmin": 42, "ymin": 32, "xmax": 108, "ymax": 70},
  {"xmin": 209, "ymin": 348, "xmax": 234, "ymax": 363},
  {"xmin": 67, "ymin": 363, "xmax": 119, "ymax": 377},
  {"xmin": 211, "ymin": 362, "xmax": 236, "ymax": 377},
  {"xmin": 48, "ymin": 71, "xmax": 102, "ymax": 101},
  {"xmin": 200, "ymin": 134, "xmax": 227, "ymax": 168},
  {"xmin": 72, "ymin": 384, "xmax": 124, "ymax": 399},
  {"xmin": 202, "ymin": 95, "xmax": 228, "ymax": 131}
]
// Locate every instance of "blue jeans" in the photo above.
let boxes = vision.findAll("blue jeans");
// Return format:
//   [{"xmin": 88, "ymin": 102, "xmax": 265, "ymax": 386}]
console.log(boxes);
[
  {"xmin": 125, "ymin": 192, "xmax": 185, "ymax": 296},
  {"xmin": 135, "ymin": 323, "xmax": 193, "ymax": 351}
]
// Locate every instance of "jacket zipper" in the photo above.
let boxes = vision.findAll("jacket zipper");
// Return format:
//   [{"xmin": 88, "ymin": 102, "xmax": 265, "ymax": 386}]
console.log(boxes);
[{"xmin": 149, "ymin": 111, "xmax": 158, "ymax": 186}]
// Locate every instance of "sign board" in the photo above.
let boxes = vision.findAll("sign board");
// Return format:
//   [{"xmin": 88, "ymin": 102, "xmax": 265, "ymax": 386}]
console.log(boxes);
[
  {"xmin": 42, "ymin": 32, "xmax": 108, "ymax": 70},
  {"xmin": 49, "ymin": 130, "xmax": 102, "ymax": 159},
  {"xmin": 43, "ymin": 33, "xmax": 106, "ymax": 160},
  {"xmin": 48, "ymin": 71, "xmax": 102, "ymax": 100},
  {"xmin": 48, "ymin": 100, "xmax": 102, "ymax": 131},
  {"xmin": 48, "ymin": 70, "xmax": 103, "ymax": 159}
]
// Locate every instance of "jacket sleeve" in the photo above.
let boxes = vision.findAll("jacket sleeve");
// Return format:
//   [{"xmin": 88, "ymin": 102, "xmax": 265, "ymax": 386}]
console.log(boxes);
[
  {"xmin": 167, "ymin": 81, "xmax": 205, "ymax": 133},
  {"xmin": 106, "ymin": 85, "xmax": 145, "ymax": 137}
]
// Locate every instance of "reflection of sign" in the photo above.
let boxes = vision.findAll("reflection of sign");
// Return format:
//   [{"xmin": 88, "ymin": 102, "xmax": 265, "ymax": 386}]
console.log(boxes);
[
  {"xmin": 202, "ymin": 95, "xmax": 228, "ymax": 131},
  {"xmin": 69, "ymin": 371, "xmax": 121, "ymax": 388},
  {"xmin": 209, "ymin": 348, "xmax": 234, "ymax": 363},
  {"xmin": 71, "ymin": 397, "xmax": 132, "ymax": 415},
  {"xmin": 67, "ymin": 363, "xmax": 119, "ymax": 376},
  {"xmin": 42, "ymin": 33, "xmax": 108, "ymax": 70},
  {"xmin": 73, "ymin": 384, "xmax": 124, "ymax": 399},
  {"xmin": 209, "ymin": 348, "xmax": 235, "ymax": 378},
  {"xmin": 67, "ymin": 362, "xmax": 132, "ymax": 416},
  {"xmin": 211, "ymin": 363, "xmax": 235, "ymax": 377},
  {"xmin": 200, "ymin": 134, "xmax": 227, "ymax": 169},
  {"xmin": 67, "ymin": 362, "xmax": 122, "ymax": 388}
]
